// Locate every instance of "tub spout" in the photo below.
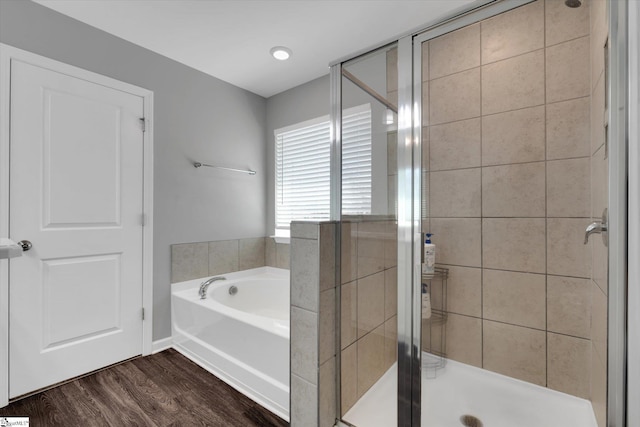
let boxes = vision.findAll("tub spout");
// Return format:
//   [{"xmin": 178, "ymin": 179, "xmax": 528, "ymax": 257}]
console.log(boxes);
[{"xmin": 198, "ymin": 276, "xmax": 226, "ymax": 299}]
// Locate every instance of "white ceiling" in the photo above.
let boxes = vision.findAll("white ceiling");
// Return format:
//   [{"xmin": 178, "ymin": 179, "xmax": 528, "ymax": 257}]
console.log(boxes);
[{"xmin": 33, "ymin": 0, "xmax": 475, "ymax": 98}]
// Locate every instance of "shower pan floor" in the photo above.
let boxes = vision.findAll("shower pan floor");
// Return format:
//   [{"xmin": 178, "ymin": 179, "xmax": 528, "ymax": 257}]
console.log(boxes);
[{"xmin": 343, "ymin": 354, "xmax": 597, "ymax": 427}]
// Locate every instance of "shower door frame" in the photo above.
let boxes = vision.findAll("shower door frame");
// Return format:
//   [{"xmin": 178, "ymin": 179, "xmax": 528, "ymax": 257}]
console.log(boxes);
[
  {"xmin": 607, "ymin": 1, "xmax": 629, "ymax": 426},
  {"xmin": 626, "ymin": 1, "xmax": 640, "ymax": 423}
]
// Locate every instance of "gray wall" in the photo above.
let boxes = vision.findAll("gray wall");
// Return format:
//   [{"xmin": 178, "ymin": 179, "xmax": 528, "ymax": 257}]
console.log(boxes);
[
  {"xmin": 265, "ymin": 75, "xmax": 330, "ymax": 236},
  {"xmin": 0, "ymin": 0, "xmax": 267, "ymax": 341}
]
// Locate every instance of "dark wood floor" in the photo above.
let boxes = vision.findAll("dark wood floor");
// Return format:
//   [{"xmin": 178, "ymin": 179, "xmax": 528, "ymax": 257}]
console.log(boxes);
[{"xmin": 0, "ymin": 348, "xmax": 289, "ymax": 427}]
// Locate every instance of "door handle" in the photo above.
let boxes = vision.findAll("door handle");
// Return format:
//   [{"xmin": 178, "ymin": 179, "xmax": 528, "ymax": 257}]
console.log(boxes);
[
  {"xmin": 584, "ymin": 209, "xmax": 608, "ymax": 246},
  {"xmin": 17, "ymin": 240, "xmax": 32, "ymax": 251}
]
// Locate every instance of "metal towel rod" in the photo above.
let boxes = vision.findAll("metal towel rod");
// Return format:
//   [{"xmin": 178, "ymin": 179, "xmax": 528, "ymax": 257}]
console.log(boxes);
[{"xmin": 193, "ymin": 161, "xmax": 256, "ymax": 175}]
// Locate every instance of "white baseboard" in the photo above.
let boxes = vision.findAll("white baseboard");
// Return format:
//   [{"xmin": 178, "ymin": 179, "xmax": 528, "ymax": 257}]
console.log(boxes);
[{"xmin": 151, "ymin": 337, "xmax": 173, "ymax": 354}]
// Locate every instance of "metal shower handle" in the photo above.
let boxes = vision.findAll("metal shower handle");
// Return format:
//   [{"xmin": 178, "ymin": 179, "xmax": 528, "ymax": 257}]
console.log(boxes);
[{"xmin": 584, "ymin": 209, "xmax": 608, "ymax": 246}]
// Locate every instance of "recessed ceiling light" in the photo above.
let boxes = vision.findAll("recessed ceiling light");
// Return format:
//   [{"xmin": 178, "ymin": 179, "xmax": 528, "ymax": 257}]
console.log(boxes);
[{"xmin": 270, "ymin": 46, "xmax": 292, "ymax": 61}]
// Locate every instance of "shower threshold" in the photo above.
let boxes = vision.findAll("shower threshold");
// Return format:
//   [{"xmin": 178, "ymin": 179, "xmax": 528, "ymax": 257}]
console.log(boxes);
[{"xmin": 343, "ymin": 353, "xmax": 597, "ymax": 427}]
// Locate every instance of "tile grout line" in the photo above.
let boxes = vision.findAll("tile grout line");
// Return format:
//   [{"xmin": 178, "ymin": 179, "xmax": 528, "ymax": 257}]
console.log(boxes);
[
  {"xmin": 430, "ymin": 156, "xmax": 591, "ymax": 175},
  {"xmin": 431, "ymin": 216, "xmax": 591, "ymax": 219},
  {"xmin": 236, "ymin": 238, "xmax": 240, "ymax": 273},
  {"xmin": 429, "ymin": 92, "xmax": 590, "ymax": 130},
  {"xmin": 434, "ymin": 263, "xmax": 591, "ymax": 281}
]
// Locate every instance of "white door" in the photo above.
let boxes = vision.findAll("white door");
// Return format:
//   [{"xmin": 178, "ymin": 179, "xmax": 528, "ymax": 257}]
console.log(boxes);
[{"xmin": 9, "ymin": 59, "xmax": 145, "ymax": 398}]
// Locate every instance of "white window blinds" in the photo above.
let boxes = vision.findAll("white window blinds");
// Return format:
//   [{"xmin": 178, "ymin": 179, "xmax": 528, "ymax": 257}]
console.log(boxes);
[
  {"xmin": 341, "ymin": 107, "xmax": 372, "ymax": 215},
  {"xmin": 275, "ymin": 105, "xmax": 371, "ymax": 230}
]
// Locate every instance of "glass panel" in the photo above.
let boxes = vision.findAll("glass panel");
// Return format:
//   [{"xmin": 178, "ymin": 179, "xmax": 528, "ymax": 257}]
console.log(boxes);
[{"xmin": 338, "ymin": 43, "xmax": 400, "ymax": 427}]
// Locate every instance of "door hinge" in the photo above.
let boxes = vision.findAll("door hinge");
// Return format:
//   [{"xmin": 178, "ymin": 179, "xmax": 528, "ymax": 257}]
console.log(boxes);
[
  {"xmin": 141, "ymin": 213, "xmax": 146, "ymax": 226},
  {"xmin": 142, "ymin": 307, "xmax": 145, "ymax": 321},
  {"xmin": 139, "ymin": 117, "xmax": 146, "ymax": 132}
]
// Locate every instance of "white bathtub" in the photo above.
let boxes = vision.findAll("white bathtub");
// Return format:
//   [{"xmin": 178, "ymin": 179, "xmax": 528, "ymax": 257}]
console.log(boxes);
[{"xmin": 171, "ymin": 267, "xmax": 290, "ymax": 421}]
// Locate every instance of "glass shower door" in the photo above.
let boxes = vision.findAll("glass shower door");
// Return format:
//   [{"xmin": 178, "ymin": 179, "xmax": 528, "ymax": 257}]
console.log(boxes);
[
  {"xmin": 336, "ymin": 42, "xmax": 406, "ymax": 427},
  {"xmin": 334, "ymin": 1, "xmax": 627, "ymax": 426},
  {"xmin": 413, "ymin": 1, "xmax": 610, "ymax": 426},
  {"xmin": 335, "ymin": 37, "xmax": 423, "ymax": 427}
]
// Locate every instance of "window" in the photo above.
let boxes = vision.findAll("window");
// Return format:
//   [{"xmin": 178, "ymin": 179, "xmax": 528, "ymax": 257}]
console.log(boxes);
[{"xmin": 275, "ymin": 105, "xmax": 371, "ymax": 233}]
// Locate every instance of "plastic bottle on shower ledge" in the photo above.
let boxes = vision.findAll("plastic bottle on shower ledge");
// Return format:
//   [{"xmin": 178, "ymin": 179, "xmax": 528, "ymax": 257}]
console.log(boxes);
[
  {"xmin": 422, "ymin": 283, "xmax": 432, "ymax": 320},
  {"xmin": 422, "ymin": 233, "xmax": 435, "ymax": 275}
]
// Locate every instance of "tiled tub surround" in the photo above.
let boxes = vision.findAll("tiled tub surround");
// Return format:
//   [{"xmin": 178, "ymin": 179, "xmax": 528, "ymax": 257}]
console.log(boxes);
[
  {"xmin": 420, "ymin": 0, "xmax": 594, "ymax": 401},
  {"xmin": 340, "ymin": 217, "xmax": 398, "ymax": 415},
  {"xmin": 289, "ymin": 221, "xmax": 337, "ymax": 427},
  {"xmin": 171, "ymin": 237, "xmax": 290, "ymax": 283}
]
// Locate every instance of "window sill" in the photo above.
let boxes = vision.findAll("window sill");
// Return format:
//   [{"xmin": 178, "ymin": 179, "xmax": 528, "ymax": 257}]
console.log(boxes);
[{"xmin": 271, "ymin": 235, "xmax": 290, "ymax": 245}]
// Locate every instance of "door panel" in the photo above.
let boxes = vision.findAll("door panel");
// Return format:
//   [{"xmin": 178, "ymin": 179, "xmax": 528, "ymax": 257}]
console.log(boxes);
[
  {"xmin": 44, "ymin": 89, "xmax": 122, "ymax": 227},
  {"xmin": 42, "ymin": 254, "xmax": 121, "ymax": 349},
  {"xmin": 9, "ymin": 59, "xmax": 144, "ymax": 398}
]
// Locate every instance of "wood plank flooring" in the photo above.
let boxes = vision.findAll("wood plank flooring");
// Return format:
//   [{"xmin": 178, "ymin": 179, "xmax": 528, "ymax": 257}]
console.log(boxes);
[{"xmin": 0, "ymin": 348, "xmax": 289, "ymax": 427}]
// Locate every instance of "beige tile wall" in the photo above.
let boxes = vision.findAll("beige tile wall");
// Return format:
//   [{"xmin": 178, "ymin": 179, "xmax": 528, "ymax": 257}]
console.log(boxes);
[
  {"xmin": 340, "ymin": 218, "xmax": 397, "ymax": 415},
  {"xmin": 290, "ymin": 221, "xmax": 337, "ymax": 427},
  {"xmin": 171, "ymin": 236, "xmax": 288, "ymax": 283},
  {"xmin": 421, "ymin": 0, "xmax": 593, "ymax": 399}
]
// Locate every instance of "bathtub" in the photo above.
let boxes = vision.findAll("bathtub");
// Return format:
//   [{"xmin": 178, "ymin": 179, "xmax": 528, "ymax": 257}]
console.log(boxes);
[{"xmin": 171, "ymin": 267, "xmax": 290, "ymax": 421}]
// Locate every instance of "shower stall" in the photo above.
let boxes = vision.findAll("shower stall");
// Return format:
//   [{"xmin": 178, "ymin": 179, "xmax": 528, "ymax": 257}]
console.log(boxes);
[{"xmin": 330, "ymin": 0, "xmax": 629, "ymax": 426}]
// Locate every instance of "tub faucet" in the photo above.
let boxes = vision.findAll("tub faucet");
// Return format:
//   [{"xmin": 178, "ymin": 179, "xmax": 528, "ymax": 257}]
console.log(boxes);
[{"xmin": 198, "ymin": 276, "xmax": 226, "ymax": 299}]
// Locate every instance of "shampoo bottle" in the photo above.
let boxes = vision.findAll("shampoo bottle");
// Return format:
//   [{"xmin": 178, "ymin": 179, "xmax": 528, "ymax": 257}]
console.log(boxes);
[
  {"xmin": 422, "ymin": 233, "xmax": 435, "ymax": 275},
  {"xmin": 422, "ymin": 283, "xmax": 432, "ymax": 319}
]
